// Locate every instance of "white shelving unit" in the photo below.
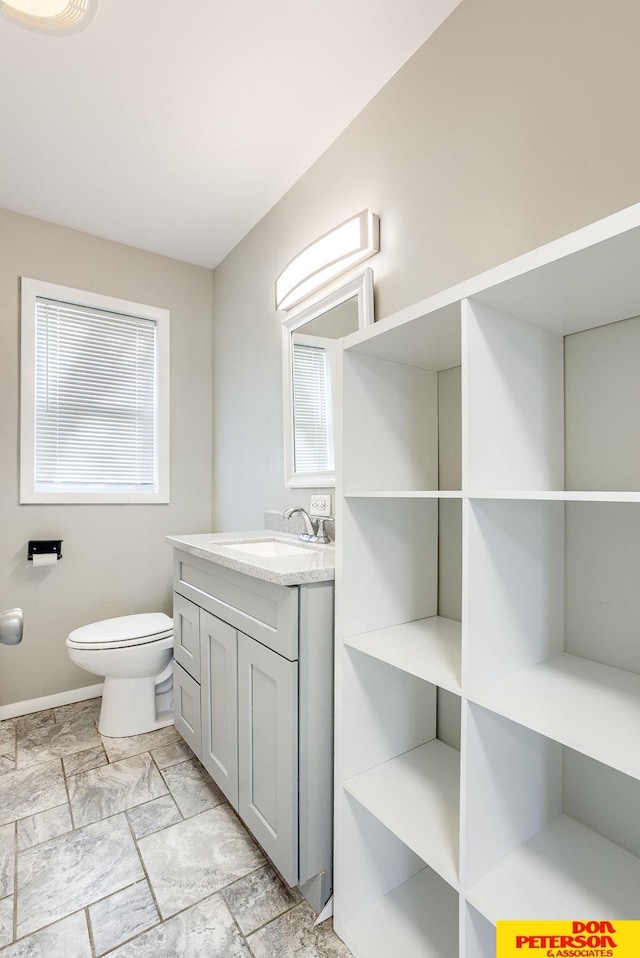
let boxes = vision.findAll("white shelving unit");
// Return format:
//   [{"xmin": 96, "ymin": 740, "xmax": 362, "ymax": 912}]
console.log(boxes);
[{"xmin": 334, "ymin": 203, "xmax": 640, "ymax": 957}]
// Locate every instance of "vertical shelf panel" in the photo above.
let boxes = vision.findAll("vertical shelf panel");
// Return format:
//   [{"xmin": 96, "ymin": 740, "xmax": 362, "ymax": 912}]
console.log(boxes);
[
  {"xmin": 464, "ymin": 497, "xmax": 564, "ymax": 691},
  {"xmin": 565, "ymin": 315, "xmax": 640, "ymax": 491},
  {"xmin": 464, "ymin": 902, "xmax": 495, "ymax": 958},
  {"xmin": 463, "ymin": 298, "xmax": 564, "ymax": 492},
  {"xmin": 462, "ymin": 703, "xmax": 562, "ymax": 890}
]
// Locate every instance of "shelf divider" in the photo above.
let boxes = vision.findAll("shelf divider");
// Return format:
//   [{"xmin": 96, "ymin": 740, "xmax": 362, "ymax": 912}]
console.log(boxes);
[
  {"xmin": 345, "ymin": 616, "xmax": 461, "ymax": 693},
  {"xmin": 470, "ymin": 653, "xmax": 640, "ymax": 781},
  {"xmin": 466, "ymin": 814, "xmax": 640, "ymax": 921}
]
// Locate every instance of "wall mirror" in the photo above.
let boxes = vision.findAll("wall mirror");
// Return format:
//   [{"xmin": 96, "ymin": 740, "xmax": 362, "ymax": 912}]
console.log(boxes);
[{"xmin": 282, "ymin": 268, "xmax": 374, "ymax": 487}]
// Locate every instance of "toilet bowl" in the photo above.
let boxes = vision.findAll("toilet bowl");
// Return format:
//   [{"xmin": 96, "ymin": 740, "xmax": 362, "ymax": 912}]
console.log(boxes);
[{"xmin": 66, "ymin": 612, "xmax": 174, "ymax": 738}]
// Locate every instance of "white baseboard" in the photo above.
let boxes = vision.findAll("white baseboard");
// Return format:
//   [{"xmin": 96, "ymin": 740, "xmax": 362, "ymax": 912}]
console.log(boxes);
[{"xmin": 0, "ymin": 683, "xmax": 104, "ymax": 721}]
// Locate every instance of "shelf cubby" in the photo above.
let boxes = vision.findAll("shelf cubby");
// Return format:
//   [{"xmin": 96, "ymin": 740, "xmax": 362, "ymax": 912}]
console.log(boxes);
[
  {"xmin": 344, "ymin": 739, "xmax": 460, "ymax": 888},
  {"xmin": 463, "ymin": 705, "xmax": 640, "ymax": 920},
  {"xmin": 342, "ymin": 866, "xmax": 459, "ymax": 958},
  {"xmin": 338, "ymin": 795, "xmax": 459, "ymax": 958},
  {"xmin": 342, "ymin": 304, "xmax": 461, "ymax": 495},
  {"xmin": 464, "ymin": 298, "xmax": 640, "ymax": 495},
  {"xmin": 465, "ymin": 498, "xmax": 640, "ymax": 777},
  {"xmin": 342, "ymin": 496, "xmax": 461, "ymax": 640}
]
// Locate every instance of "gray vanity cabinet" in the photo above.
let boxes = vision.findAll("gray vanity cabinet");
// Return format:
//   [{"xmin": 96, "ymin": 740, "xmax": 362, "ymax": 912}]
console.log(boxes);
[
  {"xmin": 237, "ymin": 631, "xmax": 298, "ymax": 882},
  {"xmin": 200, "ymin": 610, "xmax": 238, "ymax": 810},
  {"xmin": 171, "ymin": 548, "xmax": 334, "ymax": 907}
]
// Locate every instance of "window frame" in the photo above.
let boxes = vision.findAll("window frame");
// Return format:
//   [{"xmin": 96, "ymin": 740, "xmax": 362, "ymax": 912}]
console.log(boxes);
[{"xmin": 20, "ymin": 277, "xmax": 170, "ymax": 504}]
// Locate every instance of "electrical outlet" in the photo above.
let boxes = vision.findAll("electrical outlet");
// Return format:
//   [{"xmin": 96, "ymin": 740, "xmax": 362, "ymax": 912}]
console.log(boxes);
[{"xmin": 310, "ymin": 494, "xmax": 332, "ymax": 517}]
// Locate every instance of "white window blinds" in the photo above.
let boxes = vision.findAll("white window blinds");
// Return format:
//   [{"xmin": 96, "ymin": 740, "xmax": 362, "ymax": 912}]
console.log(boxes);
[
  {"xmin": 34, "ymin": 297, "xmax": 158, "ymax": 491},
  {"xmin": 292, "ymin": 342, "xmax": 334, "ymax": 474}
]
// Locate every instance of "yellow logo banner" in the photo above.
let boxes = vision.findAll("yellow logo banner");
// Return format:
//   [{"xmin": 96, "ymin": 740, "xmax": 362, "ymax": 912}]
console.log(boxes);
[{"xmin": 497, "ymin": 921, "xmax": 640, "ymax": 957}]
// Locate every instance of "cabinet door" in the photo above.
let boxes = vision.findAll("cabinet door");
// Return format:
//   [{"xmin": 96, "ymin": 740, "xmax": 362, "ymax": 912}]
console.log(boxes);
[
  {"xmin": 238, "ymin": 632, "xmax": 298, "ymax": 885},
  {"xmin": 173, "ymin": 593, "xmax": 201, "ymax": 681},
  {"xmin": 174, "ymin": 663, "xmax": 201, "ymax": 757},
  {"xmin": 200, "ymin": 610, "xmax": 239, "ymax": 810}
]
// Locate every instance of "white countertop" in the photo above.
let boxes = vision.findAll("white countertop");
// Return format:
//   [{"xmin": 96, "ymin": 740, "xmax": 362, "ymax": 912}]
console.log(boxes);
[{"xmin": 167, "ymin": 530, "xmax": 335, "ymax": 586}]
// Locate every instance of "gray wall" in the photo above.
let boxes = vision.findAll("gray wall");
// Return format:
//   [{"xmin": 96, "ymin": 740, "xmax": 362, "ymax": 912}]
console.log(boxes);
[
  {"xmin": 211, "ymin": 0, "xmax": 640, "ymax": 530},
  {"xmin": 0, "ymin": 209, "xmax": 213, "ymax": 706}
]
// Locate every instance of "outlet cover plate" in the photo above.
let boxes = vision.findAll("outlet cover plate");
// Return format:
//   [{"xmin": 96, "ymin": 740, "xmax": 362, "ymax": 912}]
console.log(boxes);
[{"xmin": 310, "ymin": 494, "xmax": 332, "ymax": 517}]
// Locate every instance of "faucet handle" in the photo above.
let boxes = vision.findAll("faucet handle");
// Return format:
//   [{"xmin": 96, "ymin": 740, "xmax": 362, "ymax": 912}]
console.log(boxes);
[{"xmin": 315, "ymin": 517, "xmax": 334, "ymax": 544}]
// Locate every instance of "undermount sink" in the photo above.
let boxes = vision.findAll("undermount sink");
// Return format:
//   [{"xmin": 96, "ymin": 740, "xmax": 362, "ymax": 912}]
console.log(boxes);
[{"xmin": 223, "ymin": 539, "xmax": 316, "ymax": 558}]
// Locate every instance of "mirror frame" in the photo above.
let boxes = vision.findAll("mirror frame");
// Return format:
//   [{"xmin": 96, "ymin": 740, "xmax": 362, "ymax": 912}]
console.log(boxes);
[{"xmin": 282, "ymin": 267, "xmax": 374, "ymax": 488}]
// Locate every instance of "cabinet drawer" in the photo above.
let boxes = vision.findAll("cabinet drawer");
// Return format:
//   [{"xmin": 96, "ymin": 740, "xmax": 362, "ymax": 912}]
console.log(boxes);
[
  {"xmin": 174, "ymin": 662, "xmax": 201, "ymax": 757},
  {"xmin": 174, "ymin": 550, "xmax": 299, "ymax": 660},
  {"xmin": 173, "ymin": 593, "xmax": 201, "ymax": 681}
]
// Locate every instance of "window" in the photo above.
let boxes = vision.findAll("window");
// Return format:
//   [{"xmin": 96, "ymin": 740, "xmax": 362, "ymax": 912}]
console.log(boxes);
[
  {"xmin": 291, "ymin": 338, "xmax": 335, "ymax": 475},
  {"xmin": 20, "ymin": 278, "xmax": 169, "ymax": 503}
]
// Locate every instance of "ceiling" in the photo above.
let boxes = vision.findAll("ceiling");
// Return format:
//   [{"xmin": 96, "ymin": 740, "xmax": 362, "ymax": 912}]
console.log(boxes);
[{"xmin": 0, "ymin": 0, "xmax": 461, "ymax": 268}]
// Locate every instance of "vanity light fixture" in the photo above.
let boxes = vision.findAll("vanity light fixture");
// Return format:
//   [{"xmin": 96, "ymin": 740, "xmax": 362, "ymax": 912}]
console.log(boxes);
[
  {"xmin": 275, "ymin": 209, "xmax": 380, "ymax": 311},
  {"xmin": 0, "ymin": 0, "xmax": 98, "ymax": 34}
]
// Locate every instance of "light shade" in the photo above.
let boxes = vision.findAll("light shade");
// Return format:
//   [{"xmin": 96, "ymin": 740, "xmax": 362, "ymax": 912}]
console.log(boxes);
[
  {"xmin": 0, "ymin": 0, "xmax": 97, "ymax": 33},
  {"xmin": 276, "ymin": 209, "xmax": 380, "ymax": 311}
]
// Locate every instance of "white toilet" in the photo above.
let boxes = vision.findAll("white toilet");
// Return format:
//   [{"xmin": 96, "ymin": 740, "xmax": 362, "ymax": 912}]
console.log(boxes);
[{"xmin": 66, "ymin": 612, "xmax": 174, "ymax": 738}]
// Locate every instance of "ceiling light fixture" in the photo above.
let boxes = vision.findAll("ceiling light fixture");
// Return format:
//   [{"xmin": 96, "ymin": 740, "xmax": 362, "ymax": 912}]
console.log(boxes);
[
  {"xmin": 0, "ymin": 0, "xmax": 98, "ymax": 34},
  {"xmin": 276, "ymin": 209, "xmax": 380, "ymax": 311}
]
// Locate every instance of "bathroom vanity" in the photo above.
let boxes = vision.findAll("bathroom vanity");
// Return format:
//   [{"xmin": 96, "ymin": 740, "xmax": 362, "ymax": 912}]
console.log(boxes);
[{"xmin": 167, "ymin": 531, "xmax": 335, "ymax": 911}]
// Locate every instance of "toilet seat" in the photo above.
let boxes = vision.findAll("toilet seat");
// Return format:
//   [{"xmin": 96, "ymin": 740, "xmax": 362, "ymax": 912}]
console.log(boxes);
[{"xmin": 66, "ymin": 613, "xmax": 173, "ymax": 651}]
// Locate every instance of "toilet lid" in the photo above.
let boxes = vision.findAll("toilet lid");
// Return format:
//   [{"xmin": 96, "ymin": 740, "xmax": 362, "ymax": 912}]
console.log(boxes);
[{"xmin": 67, "ymin": 613, "xmax": 173, "ymax": 649}]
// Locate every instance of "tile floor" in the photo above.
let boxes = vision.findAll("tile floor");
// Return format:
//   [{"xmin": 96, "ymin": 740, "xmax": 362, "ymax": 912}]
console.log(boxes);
[{"xmin": 0, "ymin": 699, "xmax": 350, "ymax": 957}]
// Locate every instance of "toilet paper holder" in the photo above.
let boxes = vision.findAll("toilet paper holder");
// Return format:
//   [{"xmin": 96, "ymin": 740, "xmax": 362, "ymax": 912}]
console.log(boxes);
[{"xmin": 28, "ymin": 540, "xmax": 63, "ymax": 561}]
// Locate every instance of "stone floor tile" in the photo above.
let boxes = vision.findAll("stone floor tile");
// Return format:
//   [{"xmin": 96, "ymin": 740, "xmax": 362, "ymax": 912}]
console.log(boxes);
[
  {"xmin": 160, "ymin": 758, "xmax": 225, "ymax": 818},
  {"xmin": 0, "ymin": 761, "xmax": 67, "ymax": 826},
  {"xmin": 17, "ymin": 813, "xmax": 143, "ymax": 937},
  {"xmin": 67, "ymin": 753, "xmax": 168, "ymax": 828},
  {"xmin": 222, "ymin": 864, "xmax": 298, "ymax": 935},
  {"xmin": 107, "ymin": 893, "xmax": 250, "ymax": 958},
  {"xmin": 14, "ymin": 711, "xmax": 55, "ymax": 734},
  {"xmin": 0, "ymin": 721, "xmax": 15, "ymax": 755},
  {"xmin": 16, "ymin": 712, "xmax": 102, "ymax": 769},
  {"xmin": 101, "ymin": 726, "xmax": 178, "ymax": 763},
  {"xmin": 247, "ymin": 902, "xmax": 351, "ymax": 958},
  {"xmin": 0, "ymin": 823, "xmax": 14, "ymax": 899},
  {"xmin": 138, "ymin": 805, "xmax": 264, "ymax": 918},
  {"xmin": 126, "ymin": 794, "xmax": 182, "ymax": 840},
  {"xmin": 63, "ymin": 745, "xmax": 107, "ymax": 778},
  {"xmin": 150, "ymin": 739, "xmax": 194, "ymax": 769},
  {"xmin": 1, "ymin": 911, "xmax": 91, "ymax": 958},
  {"xmin": 0, "ymin": 895, "xmax": 13, "ymax": 948},
  {"xmin": 0, "ymin": 756, "xmax": 15, "ymax": 776},
  {"xmin": 89, "ymin": 880, "xmax": 159, "ymax": 956},
  {"xmin": 54, "ymin": 698, "xmax": 101, "ymax": 726},
  {"xmin": 17, "ymin": 804, "xmax": 72, "ymax": 851}
]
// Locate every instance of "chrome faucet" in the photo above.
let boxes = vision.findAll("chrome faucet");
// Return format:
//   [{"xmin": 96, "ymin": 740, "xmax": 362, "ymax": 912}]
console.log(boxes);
[{"xmin": 282, "ymin": 507, "xmax": 331, "ymax": 544}]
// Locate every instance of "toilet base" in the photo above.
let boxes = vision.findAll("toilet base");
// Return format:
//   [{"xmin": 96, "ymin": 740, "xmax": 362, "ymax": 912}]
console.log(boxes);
[{"xmin": 98, "ymin": 675, "xmax": 173, "ymax": 738}]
